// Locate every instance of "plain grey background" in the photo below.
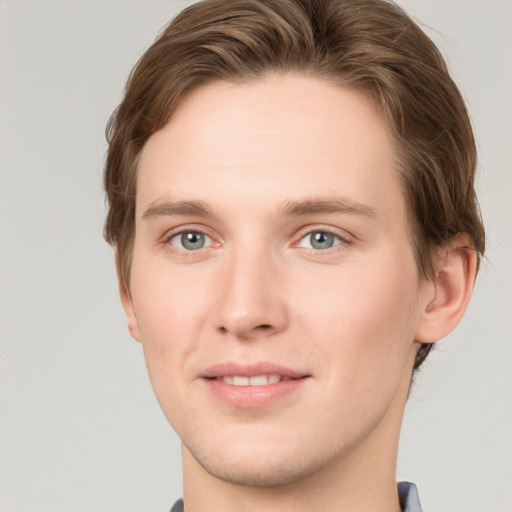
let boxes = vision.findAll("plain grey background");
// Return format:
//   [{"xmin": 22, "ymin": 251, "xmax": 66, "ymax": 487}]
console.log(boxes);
[{"xmin": 0, "ymin": 1, "xmax": 510, "ymax": 511}]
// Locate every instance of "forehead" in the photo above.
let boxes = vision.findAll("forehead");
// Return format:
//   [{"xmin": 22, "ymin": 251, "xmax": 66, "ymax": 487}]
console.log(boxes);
[{"xmin": 137, "ymin": 74, "xmax": 402, "ymax": 221}]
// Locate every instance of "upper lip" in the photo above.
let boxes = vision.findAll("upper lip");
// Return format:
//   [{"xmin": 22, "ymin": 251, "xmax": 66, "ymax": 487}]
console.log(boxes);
[{"xmin": 200, "ymin": 362, "xmax": 309, "ymax": 379}]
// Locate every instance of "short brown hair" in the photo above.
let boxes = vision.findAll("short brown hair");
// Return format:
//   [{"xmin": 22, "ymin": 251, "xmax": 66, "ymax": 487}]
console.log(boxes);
[{"xmin": 104, "ymin": 0, "xmax": 485, "ymax": 369}]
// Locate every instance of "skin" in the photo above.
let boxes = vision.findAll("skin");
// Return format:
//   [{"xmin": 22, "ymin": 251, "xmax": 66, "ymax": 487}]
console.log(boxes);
[{"xmin": 119, "ymin": 74, "xmax": 476, "ymax": 512}]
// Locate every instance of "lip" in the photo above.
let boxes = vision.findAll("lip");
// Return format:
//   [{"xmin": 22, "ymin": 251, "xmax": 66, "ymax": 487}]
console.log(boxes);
[
  {"xmin": 200, "ymin": 362, "xmax": 311, "ymax": 409},
  {"xmin": 200, "ymin": 362, "xmax": 307, "ymax": 379}
]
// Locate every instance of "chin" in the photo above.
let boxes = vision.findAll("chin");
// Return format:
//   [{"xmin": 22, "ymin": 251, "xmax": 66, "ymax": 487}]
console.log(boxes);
[
  {"xmin": 182, "ymin": 432, "xmax": 351, "ymax": 488},
  {"xmin": 192, "ymin": 449, "xmax": 325, "ymax": 487}
]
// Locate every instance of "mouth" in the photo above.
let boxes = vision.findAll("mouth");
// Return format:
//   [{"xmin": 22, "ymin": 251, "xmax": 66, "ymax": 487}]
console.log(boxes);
[
  {"xmin": 201, "ymin": 362, "xmax": 309, "ymax": 383},
  {"xmin": 209, "ymin": 374, "xmax": 302, "ymax": 386},
  {"xmin": 200, "ymin": 363, "xmax": 310, "ymax": 408}
]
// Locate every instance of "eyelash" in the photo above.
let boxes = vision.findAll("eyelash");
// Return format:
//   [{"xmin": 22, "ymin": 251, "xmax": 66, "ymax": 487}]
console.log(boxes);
[
  {"xmin": 165, "ymin": 227, "xmax": 217, "ymax": 254},
  {"xmin": 163, "ymin": 226, "xmax": 352, "ymax": 255},
  {"xmin": 295, "ymin": 229, "xmax": 350, "ymax": 252}
]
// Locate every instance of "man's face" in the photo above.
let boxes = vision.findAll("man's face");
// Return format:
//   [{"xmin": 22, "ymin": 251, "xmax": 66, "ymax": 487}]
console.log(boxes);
[{"xmin": 124, "ymin": 74, "xmax": 431, "ymax": 486}]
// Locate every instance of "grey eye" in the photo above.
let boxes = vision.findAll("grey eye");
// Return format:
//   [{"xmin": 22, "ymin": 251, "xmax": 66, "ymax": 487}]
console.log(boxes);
[
  {"xmin": 170, "ymin": 231, "xmax": 211, "ymax": 251},
  {"xmin": 300, "ymin": 231, "xmax": 340, "ymax": 250}
]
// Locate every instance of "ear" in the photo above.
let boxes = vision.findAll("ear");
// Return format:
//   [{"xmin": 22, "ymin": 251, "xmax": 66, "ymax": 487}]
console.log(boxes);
[
  {"xmin": 415, "ymin": 234, "xmax": 478, "ymax": 344},
  {"xmin": 115, "ymin": 251, "xmax": 142, "ymax": 342}
]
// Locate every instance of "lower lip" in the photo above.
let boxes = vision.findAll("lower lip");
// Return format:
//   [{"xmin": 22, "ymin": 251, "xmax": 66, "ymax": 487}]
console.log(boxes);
[{"xmin": 204, "ymin": 378, "xmax": 308, "ymax": 408}]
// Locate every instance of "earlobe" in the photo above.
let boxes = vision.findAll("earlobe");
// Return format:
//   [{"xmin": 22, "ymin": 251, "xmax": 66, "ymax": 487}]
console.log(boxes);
[
  {"xmin": 114, "ymin": 251, "xmax": 142, "ymax": 343},
  {"xmin": 415, "ymin": 234, "xmax": 478, "ymax": 344}
]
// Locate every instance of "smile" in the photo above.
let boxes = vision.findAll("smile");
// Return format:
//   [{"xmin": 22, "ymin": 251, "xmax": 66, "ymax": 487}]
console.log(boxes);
[
  {"xmin": 215, "ymin": 374, "xmax": 297, "ymax": 386},
  {"xmin": 201, "ymin": 364, "xmax": 310, "ymax": 408}
]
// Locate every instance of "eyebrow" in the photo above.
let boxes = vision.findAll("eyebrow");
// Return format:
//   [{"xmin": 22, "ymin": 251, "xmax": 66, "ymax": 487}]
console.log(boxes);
[
  {"xmin": 142, "ymin": 199, "xmax": 213, "ymax": 219},
  {"xmin": 141, "ymin": 196, "xmax": 377, "ymax": 221},
  {"xmin": 280, "ymin": 197, "xmax": 377, "ymax": 219}
]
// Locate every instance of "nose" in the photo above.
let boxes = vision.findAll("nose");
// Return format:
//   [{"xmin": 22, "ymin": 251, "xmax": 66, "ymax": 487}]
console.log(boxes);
[{"xmin": 213, "ymin": 248, "xmax": 289, "ymax": 341}]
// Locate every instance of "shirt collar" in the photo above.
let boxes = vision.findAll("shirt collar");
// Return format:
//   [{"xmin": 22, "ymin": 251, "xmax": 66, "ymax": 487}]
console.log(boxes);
[
  {"xmin": 398, "ymin": 481, "xmax": 423, "ymax": 512},
  {"xmin": 170, "ymin": 481, "xmax": 424, "ymax": 512}
]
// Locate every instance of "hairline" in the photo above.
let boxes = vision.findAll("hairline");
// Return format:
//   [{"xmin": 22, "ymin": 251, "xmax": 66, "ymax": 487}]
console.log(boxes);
[{"xmin": 119, "ymin": 71, "xmax": 436, "ymax": 290}]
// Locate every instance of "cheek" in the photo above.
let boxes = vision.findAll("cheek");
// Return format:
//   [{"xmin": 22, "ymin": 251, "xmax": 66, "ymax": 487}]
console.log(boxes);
[
  {"xmin": 131, "ymin": 254, "xmax": 211, "ymax": 336},
  {"xmin": 129, "ymin": 256, "xmax": 222, "ymax": 394},
  {"xmin": 129, "ymin": 265, "xmax": 196, "ymax": 378},
  {"xmin": 132, "ymin": 284, "xmax": 198, "ymax": 422},
  {"xmin": 297, "ymin": 258, "xmax": 420, "ymax": 380}
]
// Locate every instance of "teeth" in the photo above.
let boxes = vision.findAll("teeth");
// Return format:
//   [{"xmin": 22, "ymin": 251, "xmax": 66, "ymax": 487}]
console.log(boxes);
[
  {"xmin": 222, "ymin": 374, "xmax": 283, "ymax": 386},
  {"xmin": 249, "ymin": 375, "xmax": 268, "ymax": 386}
]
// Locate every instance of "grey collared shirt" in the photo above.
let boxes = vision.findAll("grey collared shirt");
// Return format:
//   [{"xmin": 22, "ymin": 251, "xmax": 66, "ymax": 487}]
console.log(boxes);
[
  {"xmin": 170, "ymin": 481, "xmax": 423, "ymax": 512},
  {"xmin": 398, "ymin": 481, "xmax": 423, "ymax": 512}
]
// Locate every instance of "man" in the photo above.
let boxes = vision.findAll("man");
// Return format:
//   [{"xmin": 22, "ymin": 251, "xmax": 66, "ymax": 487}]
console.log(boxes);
[{"xmin": 103, "ymin": 1, "xmax": 485, "ymax": 511}]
